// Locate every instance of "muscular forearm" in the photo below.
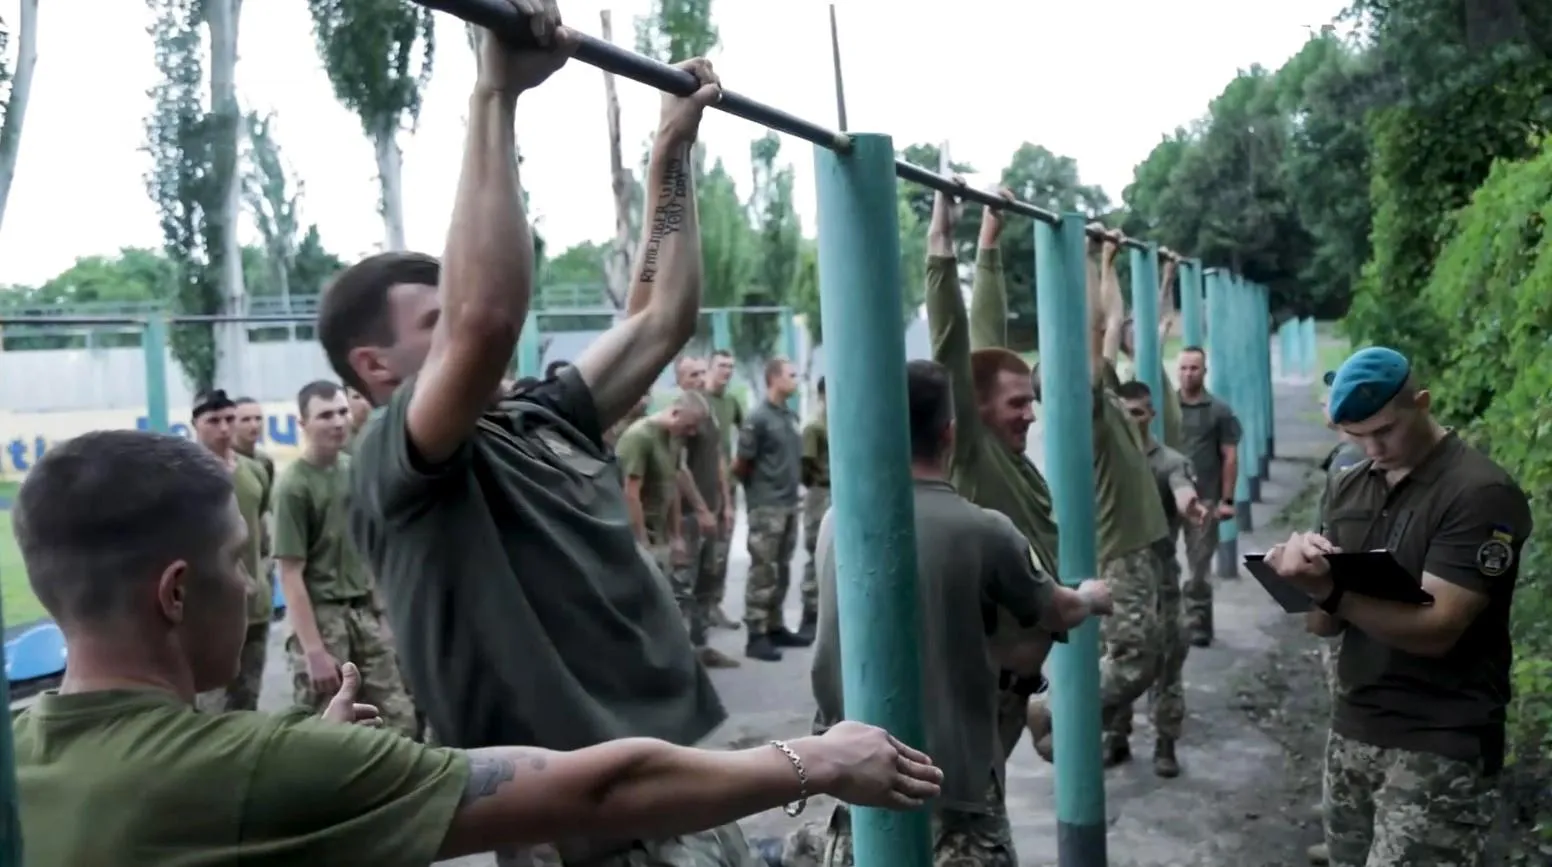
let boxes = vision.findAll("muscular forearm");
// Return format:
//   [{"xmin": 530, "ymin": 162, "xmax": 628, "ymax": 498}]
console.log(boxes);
[
  {"xmin": 626, "ymin": 141, "xmax": 699, "ymax": 324},
  {"xmin": 969, "ymin": 246, "xmax": 1007, "ymax": 351},
  {"xmin": 1221, "ymin": 448, "xmax": 1239, "ymax": 500},
  {"xmin": 1045, "ymin": 585, "xmax": 1096, "ymax": 631},
  {"xmin": 279, "ymin": 562, "xmax": 324, "ymax": 652}
]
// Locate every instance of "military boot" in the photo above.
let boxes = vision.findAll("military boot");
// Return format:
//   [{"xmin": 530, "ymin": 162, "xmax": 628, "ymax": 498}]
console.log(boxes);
[
  {"xmin": 697, "ymin": 646, "xmax": 742, "ymax": 669},
  {"xmin": 770, "ymin": 624, "xmax": 814, "ymax": 649},
  {"xmin": 745, "ymin": 633, "xmax": 783, "ymax": 662},
  {"xmin": 793, "ymin": 610, "xmax": 818, "ymax": 644},
  {"xmin": 1153, "ymin": 737, "xmax": 1180, "ymax": 778}
]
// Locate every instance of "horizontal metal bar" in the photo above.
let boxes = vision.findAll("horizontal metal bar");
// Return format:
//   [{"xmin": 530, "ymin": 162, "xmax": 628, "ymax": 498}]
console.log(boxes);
[
  {"xmin": 0, "ymin": 316, "xmax": 146, "ymax": 327},
  {"xmin": 171, "ymin": 315, "xmax": 313, "ymax": 324}
]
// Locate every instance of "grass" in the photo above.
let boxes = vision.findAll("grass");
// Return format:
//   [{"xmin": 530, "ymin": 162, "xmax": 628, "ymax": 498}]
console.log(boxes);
[{"xmin": 0, "ymin": 512, "xmax": 43, "ymax": 629}]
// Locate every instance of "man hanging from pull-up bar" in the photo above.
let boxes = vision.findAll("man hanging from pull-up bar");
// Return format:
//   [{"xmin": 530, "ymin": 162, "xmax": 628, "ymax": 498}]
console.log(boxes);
[{"xmin": 316, "ymin": 5, "xmax": 778, "ymax": 864}]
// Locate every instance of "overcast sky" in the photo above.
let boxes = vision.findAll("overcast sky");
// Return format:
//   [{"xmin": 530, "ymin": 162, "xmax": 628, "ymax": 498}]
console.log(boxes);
[{"xmin": 0, "ymin": 0, "xmax": 1347, "ymax": 287}]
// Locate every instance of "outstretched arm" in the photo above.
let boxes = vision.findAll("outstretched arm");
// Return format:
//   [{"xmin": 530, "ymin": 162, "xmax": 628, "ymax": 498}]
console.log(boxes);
[
  {"xmin": 1087, "ymin": 228, "xmax": 1125, "ymax": 386},
  {"xmin": 576, "ymin": 60, "xmax": 721, "ymax": 429},
  {"xmin": 923, "ymin": 188, "xmax": 979, "ymax": 461},
  {"xmin": 969, "ymin": 189, "xmax": 1016, "ymax": 351},
  {"xmin": 1158, "ymin": 254, "xmax": 1179, "ymax": 344},
  {"xmin": 404, "ymin": 25, "xmax": 573, "ymax": 464}
]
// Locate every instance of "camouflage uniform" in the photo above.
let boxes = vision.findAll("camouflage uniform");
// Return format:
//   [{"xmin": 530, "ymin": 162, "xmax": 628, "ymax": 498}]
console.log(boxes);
[
  {"xmin": 1178, "ymin": 390, "xmax": 1242, "ymax": 646},
  {"xmin": 703, "ymin": 387, "xmax": 746, "ymax": 622},
  {"xmin": 745, "ymin": 505, "xmax": 800, "ymax": 632},
  {"xmin": 196, "ymin": 622, "xmax": 269, "ymax": 713},
  {"xmin": 1182, "ymin": 510, "xmax": 1220, "ymax": 641},
  {"xmin": 698, "ymin": 519, "xmax": 736, "ymax": 629},
  {"xmin": 810, "ymin": 779, "xmax": 1017, "ymax": 867},
  {"xmin": 1099, "ymin": 548, "xmax": 1164, "ymax": 738},
  {"xmin": 285, "ymin": 601, "xmax": 418, "ymax": 736},
  {"xmin": 1323, "ymin": 730, "xmax": 1499, "ymax": 867},
  {"xmin": 495, "ymin": 825, "xmax": 760, "ymax": 867},
  {"xmin": 799, "ymin": 412, "xmax": 830, "ymax": 627},
  {"xmin": 1318, "ymin": 440, "xmax": 1363, "ymax": 705},
  {"xmin": 196, "ymin": 454, "xmax": 271, "ymax": 713},
  {"xmin": 738, "ymin": 399, "xmax": 804, "ymax": 640}
]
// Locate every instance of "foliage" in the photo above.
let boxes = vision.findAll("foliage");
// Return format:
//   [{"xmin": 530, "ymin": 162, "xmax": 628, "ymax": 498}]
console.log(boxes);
[
  {"xmin": 306, "ymin": 0, "xmax": 434, "ymax": 135},
  {"xmin": 738, "ymin": 133, "xmax": 800, "ymax": 363},
  {"xmin": 0, "ymin": 14, "xmax": 11, "ymax": 127},
  {"xmin": 634, "ymin": 0, "xmax": 719, "ymax": 62},
  {"xmin": 242, "ymin": 110, "xmax": 304, "ymax": 303},
  {"xmin": 143, "ymin": 0, "xmax": 220, "ymax": 391}
]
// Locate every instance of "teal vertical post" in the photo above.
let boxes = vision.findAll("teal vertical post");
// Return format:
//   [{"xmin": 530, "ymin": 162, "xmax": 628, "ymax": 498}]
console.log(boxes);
[
  {"xmin": 517, "ymin": 316, "xmax": 542, "ymax": 379},
  {"xmin": 1231, "ymin": 276, "xmax": 1257, "ymax": 524},
  {"xmin": 1257, "ymin": 285, "xmax": 1275, "ymax": 471},
  {"xmin": 1037, "ymin": 213, "xmax": 1106, "ymax": 867},
  {"xmin": 1277, "ymin": 319, "xmax": 1292, "ymax": 381},
  {"xmin": 1130, "ymin": 243, "xmax": 1163, "ymax": 441},
  {"xmin": 1301, "ymin": 316, "xmax": 1317, "ymax": 379},
  {"xmin": 142, "ymin": 314, "xmax": 171, "ymax": 433},
  {"xmin": 711, "ymin": 309, "xmax": 732, "ymax": 351},
  {"xmin": 1205, "ymin": 269, "xmax": 1239, "ymax": 576},
  {"xmin": 780, "ymin": 306, "xmax": 800, "ymax": 412},
  {"xmin": 1180, "ymin": 258, "xmax": 1205, "ymax": 348},
  {"xmin": 812, "ymin": 133, "xmax": 931, "ymax": 867}
]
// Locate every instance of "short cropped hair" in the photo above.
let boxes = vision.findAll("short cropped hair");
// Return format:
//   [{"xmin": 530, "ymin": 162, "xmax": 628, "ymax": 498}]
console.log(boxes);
[
  {"xmin": 764, "ymin": 356, "xmax": 792, "ymax": 384},
  {"xmin": 710, "ymin": 349, "xmax": 733, "ymax": 361},
  {"xmin": 13, "ymin": 431, "xmax": 235, "ymax": 626},
  {"xmin": 906, "ymin": 360, "xmax": 954, "ymax": 463},
  {"xmin": 1115, "ymin": 380, "xmax": 1152, "ymax": 401},
  {"xmin": 317, "ymin": 251, "xmax": 441, "ymax": 395},
  {"xmin": 1180, "ymin": 345, "xmax": 1206, "ymax": 359},
  {"xmin": 233, "ymin": 396, "xmax": 259, "ymax": 407},
  {"xmin": 969, "ymin": 348, "xmax": 1030, "ymax": 401},
  {"xmin": 297, "ymin": 380, "xmax": 342, "ymax": 419}
]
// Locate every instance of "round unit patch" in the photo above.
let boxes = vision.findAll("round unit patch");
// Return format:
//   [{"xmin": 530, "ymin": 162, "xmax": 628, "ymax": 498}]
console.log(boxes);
[{"xmin": 1476, "ymin": 539, "xmax": 1514, "ymax": 577}]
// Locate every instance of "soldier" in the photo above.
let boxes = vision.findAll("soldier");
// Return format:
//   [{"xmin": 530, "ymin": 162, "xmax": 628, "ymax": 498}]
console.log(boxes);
[
  {"xmin": 188, "ymin": 388, "xmax": 272, "ymax": 713},
  {"xmin": 923, "ymin": 185, "xmax": 1064, "ymax": 765},
  {"xmin": 735, "ymin": 356, "xmax": 810, "ymax": 662},
  {"xmin": 617, "ymin": 393, "xmax": 705, "ymax": 636},
  {"xmin": 799, "ymin": 376, "xmax": 830, "ymax": 642},
  {"xmin": 670, "ymin": 356, "xmax": 741, "ymax": 668},
  {"xmin": 1118, "ymin": 255, "xmax": 1186, "ymax": 450},
  {"xmin": 343, "ymin": 386, "xmax": 372, "ymax": 455},
  {"xmin": 231, "ymin": 396, "xmax": 276, "ymax": 485},
  {"xmin": 1267, "ymin": 347, "xmax": 1531, "ymax": 867},
  {"xmin": 8, "ymin": 430, "xmax": 943, "ymax": 866},
  {"xmin": 702, "ymin": 348, "xmax": 745, "ymax": 629},
  {"xmin": 1115, "ymin": 379, "xmax": 1207, "ymax": 777},
  {"xmin": 805, "ymin": 359, "xmax": 1113, "ymax": 867},
  {"xmin": 274, "ymin": 380, "xmax": 418, "ymax": 737},
  {"xmin": 1176, "ymin": 345, "xmax": 1243, "ymax": 647}
]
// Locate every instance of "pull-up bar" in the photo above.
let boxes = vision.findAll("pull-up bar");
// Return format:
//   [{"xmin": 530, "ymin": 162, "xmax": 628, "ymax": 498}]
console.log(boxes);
[{"xmin": 416, "ymin": 0, "xmax": 1177, "ymax": 255}]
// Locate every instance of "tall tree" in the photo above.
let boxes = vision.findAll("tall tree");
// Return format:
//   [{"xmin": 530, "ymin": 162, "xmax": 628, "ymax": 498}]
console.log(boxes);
[
  {"xmin": 634, "ymin": 0, "xmax": 719, "ymax": 66},
  {"xmin": 242, "ymin": 110, "xmax": 303, "ymax": 310},
  {"xmin": 698, "ymin": 156, "xmax": 754, "ymax": 338},
  {"xmin": 307, "ymin": 0, "xmax": 435, "ymax": 252},
  {"xmin": 596, "ymin": 11, "xmax": 637, "ymax": 309},
  {"xmin": 0, "ymin": 0, "xmax": 39, "ymax": 235},
  {"xmin": 739, "ymin": 132, "xmax": 798, "ymax": 362}
]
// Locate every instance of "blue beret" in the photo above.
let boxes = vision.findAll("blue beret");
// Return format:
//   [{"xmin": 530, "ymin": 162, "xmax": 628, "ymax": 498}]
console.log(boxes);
[{"xmin": 1323, "ymin": 347, "xmax": 1411, "ymax": 424}]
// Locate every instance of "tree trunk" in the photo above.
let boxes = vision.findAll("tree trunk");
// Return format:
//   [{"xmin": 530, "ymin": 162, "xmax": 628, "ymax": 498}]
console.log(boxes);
[
  {"xmin": 599, "ymin": 10, "xmax": 633, "ymax": 309},
  {"xmin": 0, "ymin": 0, "xmax": 39, "ymax": 235},
  {"xmin": 206, "ymin": 0, "xmax": 247, "ymax": 392},
  {"xmin": 374, "ymin": 122, "xmax": 408, "ymax": 252}
]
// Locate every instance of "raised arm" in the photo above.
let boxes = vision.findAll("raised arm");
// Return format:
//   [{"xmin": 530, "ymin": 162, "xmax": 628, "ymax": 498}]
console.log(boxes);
[
  {"xmin": 969, "ymin": 189, "xmax": 1015, "ymax": 351},
  {"xmin": 576, "ymin": 61, "xmax": 722, "ymax": 429},
  {"xmin": 1158, "ymin": 254, "xmax": 1179, "ymax": 344},
  {"xmin": 923, "ymin": 189, "xmax": 980, "ymax": 460},
  {"xmin": 1095, "ymin": 231, "xmax": 1126, "ymax": 377},
  {"xmin": 404, "ymin": 20, "xmax": 573, "ymax": 464}
]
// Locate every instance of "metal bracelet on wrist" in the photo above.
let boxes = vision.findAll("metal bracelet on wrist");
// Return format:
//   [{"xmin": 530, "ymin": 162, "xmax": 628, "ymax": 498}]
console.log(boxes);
[{"xmin": 769, "ymin": 739, "xmax": 809, "ymax": 817}]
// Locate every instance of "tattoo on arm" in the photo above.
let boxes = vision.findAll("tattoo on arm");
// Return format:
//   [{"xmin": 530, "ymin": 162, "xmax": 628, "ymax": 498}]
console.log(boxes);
[
  {"xmin": 458, "ymin": 749, "xmax": 547, "ymax": 806},
  {"xmin": 638, "ymin": 158, "xmax": 688, "ymax": 284}
]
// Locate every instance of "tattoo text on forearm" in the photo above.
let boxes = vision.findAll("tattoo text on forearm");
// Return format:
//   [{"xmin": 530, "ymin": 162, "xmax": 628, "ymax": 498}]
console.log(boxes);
[{"xmin": 639, "ymin": 157, "xmax": 688, "ymax": 284}]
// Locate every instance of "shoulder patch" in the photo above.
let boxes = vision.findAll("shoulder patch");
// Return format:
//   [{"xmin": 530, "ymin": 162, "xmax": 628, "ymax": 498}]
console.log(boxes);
[{"xmin": 1476, "ymin": 538, "xmax": 1514, "ymax": 577}]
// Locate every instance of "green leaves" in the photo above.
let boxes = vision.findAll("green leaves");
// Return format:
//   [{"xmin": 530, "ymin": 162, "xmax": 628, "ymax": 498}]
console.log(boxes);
[{"xmin": 306, "ymin": 0, "xmax": 435, "ymax": 135}]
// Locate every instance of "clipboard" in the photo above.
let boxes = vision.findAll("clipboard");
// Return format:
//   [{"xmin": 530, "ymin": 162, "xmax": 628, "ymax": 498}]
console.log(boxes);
[{"xmin": 1244, "ymin": 549, "xmax": 1435, "ymax": 614}]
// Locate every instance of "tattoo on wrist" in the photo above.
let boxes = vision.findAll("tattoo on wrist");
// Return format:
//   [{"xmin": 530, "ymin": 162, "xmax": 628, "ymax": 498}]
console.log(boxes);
[{"xmin": 639, "ymin": 157, "xmax": 689, "ymax": 284}]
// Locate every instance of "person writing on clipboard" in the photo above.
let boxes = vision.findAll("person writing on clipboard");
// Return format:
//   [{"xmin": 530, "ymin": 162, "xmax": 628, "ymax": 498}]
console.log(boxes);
[{"xmin": 1264, "ymin": 347, "xmax": 1532, "ymax": 867}]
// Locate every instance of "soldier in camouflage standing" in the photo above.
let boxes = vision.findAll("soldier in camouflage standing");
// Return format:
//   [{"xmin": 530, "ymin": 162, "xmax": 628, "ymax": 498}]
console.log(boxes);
[
  {"xmin": 1176, "ymin": 345, "xmax": 1243, "ymax": 648},
  {"xmin": 702, "ymin": 348, "xmax": 745, "ymax": 629},
  {"xmin": 798, "ymin": 376, "xmax": 830, "ymax": 645},
  {"xmin": 618, "ymin": 392, "xmax": 706, "ymax": 633},
  {"xmin": 671, "ymin": 356, "xmax": 740, "ymax": 669},
  {"xmin": 735, "ymin": 357, "xmax": 810, "ymax": 662},
  {"xmin": 188, "ymin": 389, "xmax": 272, "ymax": 712},
  {"xmin": 274, "ymin": 380, "xmax": 418, "ymax": 736}
]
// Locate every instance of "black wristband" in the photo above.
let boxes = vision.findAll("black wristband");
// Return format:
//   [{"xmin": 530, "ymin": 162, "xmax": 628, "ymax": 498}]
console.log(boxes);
[{"xmin": 1318, "ymin": 583, "xmax": 1346, "ymax": 615}]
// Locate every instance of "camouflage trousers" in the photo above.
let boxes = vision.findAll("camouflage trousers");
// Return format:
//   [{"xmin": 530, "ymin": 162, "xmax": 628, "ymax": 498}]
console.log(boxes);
[
  {"xmin": 195, "ymin": 620, "xmax": 269, "ymax": 712},
  {"xmin": 745, "ymin": 505, "xmax": 800, "ymax": 634},
  {"xmin": 1119, "ymin": 544, "xmax": 1187, "ymax": 741},
  {"xmin": 1182, "ymin": 507, "xmax": 1220, "ymax": 642},
  {"xmin": 696, "ymin": 518, "xmax": 734, "ymax": 618},
  {"xmin": 493, "ymin": 823, "xmax": 760, "ymax": 867},
  {"xmin": 1321, "ymin": 635, "xmax": 1343, "ymax": 705},
  {"xmin": 807, "ymin": 778, "xmax": 1017, "ymax": 867},
  {"xmin": 284, "ymin": 598, "xmax": 418, "ymax": 737},
  {"xmin": 676, "ymin": 515, "xmax": 710, "ymax": 647},
  {"xmin": 801, "ymin": 487, "xmax": 830, "ymax": 620},
  {"xmin": 647, "ymin": 541, "xmax": 696, "ymax": 642},
  {"xmin": 1099, "ymin": 548, "xmax": 1163, "ymax": 737},
  {"xmin": 1323, "ymin": 729, "xmax": 1499, "ymax": 867}
]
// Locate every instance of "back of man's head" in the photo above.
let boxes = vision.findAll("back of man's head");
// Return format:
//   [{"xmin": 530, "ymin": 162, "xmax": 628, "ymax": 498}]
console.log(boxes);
[
  {"xmin": 1115, "ymin": 380, "xmax": 1152, "ymax": 401},
  {"xmin": 906, "ymin": 360, "xmax": 954, "ymax": 464},
  {"xmin": 13, "ymin": 431, "xmax": 235, "ymax": 629},
  {"xmin": 317, "ymin": 251, "xmax": 441, "ymax": 395}
]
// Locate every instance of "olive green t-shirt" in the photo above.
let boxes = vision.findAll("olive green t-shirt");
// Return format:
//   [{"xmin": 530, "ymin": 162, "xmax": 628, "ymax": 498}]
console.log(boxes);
[
  {"xmin": 737, "ymin": 399, "xmax": 803, "ymax": 509},
  {"xmin": 273, "ymin": 455, "xmax": 371, "ymax": 603},
  {"xmin": 1144, "ymin": 440, "xmax": 1196, "ymax": 545},
  {"xmin": 925, "ymin": 252, "xmax": 1059, "ymax": 577},
  {"xmin": 616, "ymin": 418, "xmax": 681, "ymax": 543},
  {"xmin": 14, "ymin": 689, "xmax": 469, "ymax": 866},
  {"xmin": 350, "ymin": 367, "xmax": 724, "ymax": 751},
  {"xmin": 675, "ymin": 390, "xmax": 723, "ymax": 514},
  {"xmin": 234, "ymin": 454, "xmax": 272, "ymax": 624},
  {"xmin": 704, "ymin": 388, "xmax": 745, "ymax": 461},
  {"xmin": 1093, "ymin": 367, "xmax": 1170, "ymax": 560},
  {"xmin": 801, "ymin": 415, "xmax": 830, "ymax": 488},
  {"xmin": 1178, "ymin": 390, "xmax": 1242, "ymax": 502},
  {"xmin": 1158, "ymin": 364, "xmax": 1184, "ymax": 451}
]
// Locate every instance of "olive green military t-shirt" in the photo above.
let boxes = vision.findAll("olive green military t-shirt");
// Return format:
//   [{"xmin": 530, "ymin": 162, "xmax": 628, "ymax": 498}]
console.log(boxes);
[
  {"xmin": 14, "ymin": 689, "xmax": 468, "ymax": 867},
  {"xmin": 738, "ymin": 399, "xmax": 803, "ymax": 509},
  {"xmin": 925, "ymin": 253, "xmax": 1059, "ymax": 576},
  {"xmin": 1178, "ymin": 390, "xmax": 1241, "ymax": 502},
  {"xmin": 704, "ymin": 388, "xmax": 745, "ymax": 461},
  {"xmin": 234, "ymin": 454, "xmax": 272, "ymax": 624},
  {"xmin": 617, "ymin": 418, "xmax": 681, "ymax": 543},
  {"xmin": 1158, "ymin": 364, "xmax": 1184, "ymax": 451},
  {"xmin": 675, "ymin": 390, "xmax": 723, "ymax": 514},
  {"xmin": 801, "ymin": 414, "xmax": 829, "ymax": 488},
  {"xmin": 1093, "ymin": 368, "xmax": 1170, "ymax": 560},
  {"xmin": 273, "ymin": 455, "xmax": 372, "ymax": 603},
  {"xmin": 1144, "ymin": 440, "xmax": 1196, "ymax": 545}
]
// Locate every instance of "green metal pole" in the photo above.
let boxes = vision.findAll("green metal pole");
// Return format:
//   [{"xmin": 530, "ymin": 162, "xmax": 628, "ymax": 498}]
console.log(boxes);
[
  {"xmin": 1277, "ymin": 319, "xmax": 1292, "ymax": 381},
  {"xmin": 812, "ymin": 132, "xmax": 931, "ymax": 867},
  {"xmin": 1037, "ymin": 212, "xmax": 1107, "ymax": 867},
  {"xmin": 142, "ymin": 314, "xmax": 171, "ymax": 433},
  {"xmin": 1180, "ymin": 258, "xmax": 1205, "ymax": 348},
  {"xmin": 1130, "ymin": 243, "xmax": 1163, "ymax": 441},
  {"xmin": 1205, "ymin": 269, "xmax": 1239, "ymax": 576},
  {"xmin": 1258, "ymin": 285, "xmax": 1274, "ymax": 471},
  {"xmin": 1301, "ymin": 317, "xmax": 1317, "ymax": 379},
  {"xmin": 711, "ymin": 310, "xmax": 731, "ymax": 351},
  {"xmin": 1231, "ymin": 275, "xmax": 1257, "ymax": 525},
  {"xmin": 780, "ymin": 306, "xmax": 800, "ymax": 412},
  {"xmin": 517, "ymin": 316, "xmax": 541, "ymax": 379}
]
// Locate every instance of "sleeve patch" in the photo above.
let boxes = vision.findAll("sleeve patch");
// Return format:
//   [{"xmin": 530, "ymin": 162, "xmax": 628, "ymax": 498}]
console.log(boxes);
[{"xmin": 1476, "ymin": 538, "xmax": 1514, "ymax": 577}]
